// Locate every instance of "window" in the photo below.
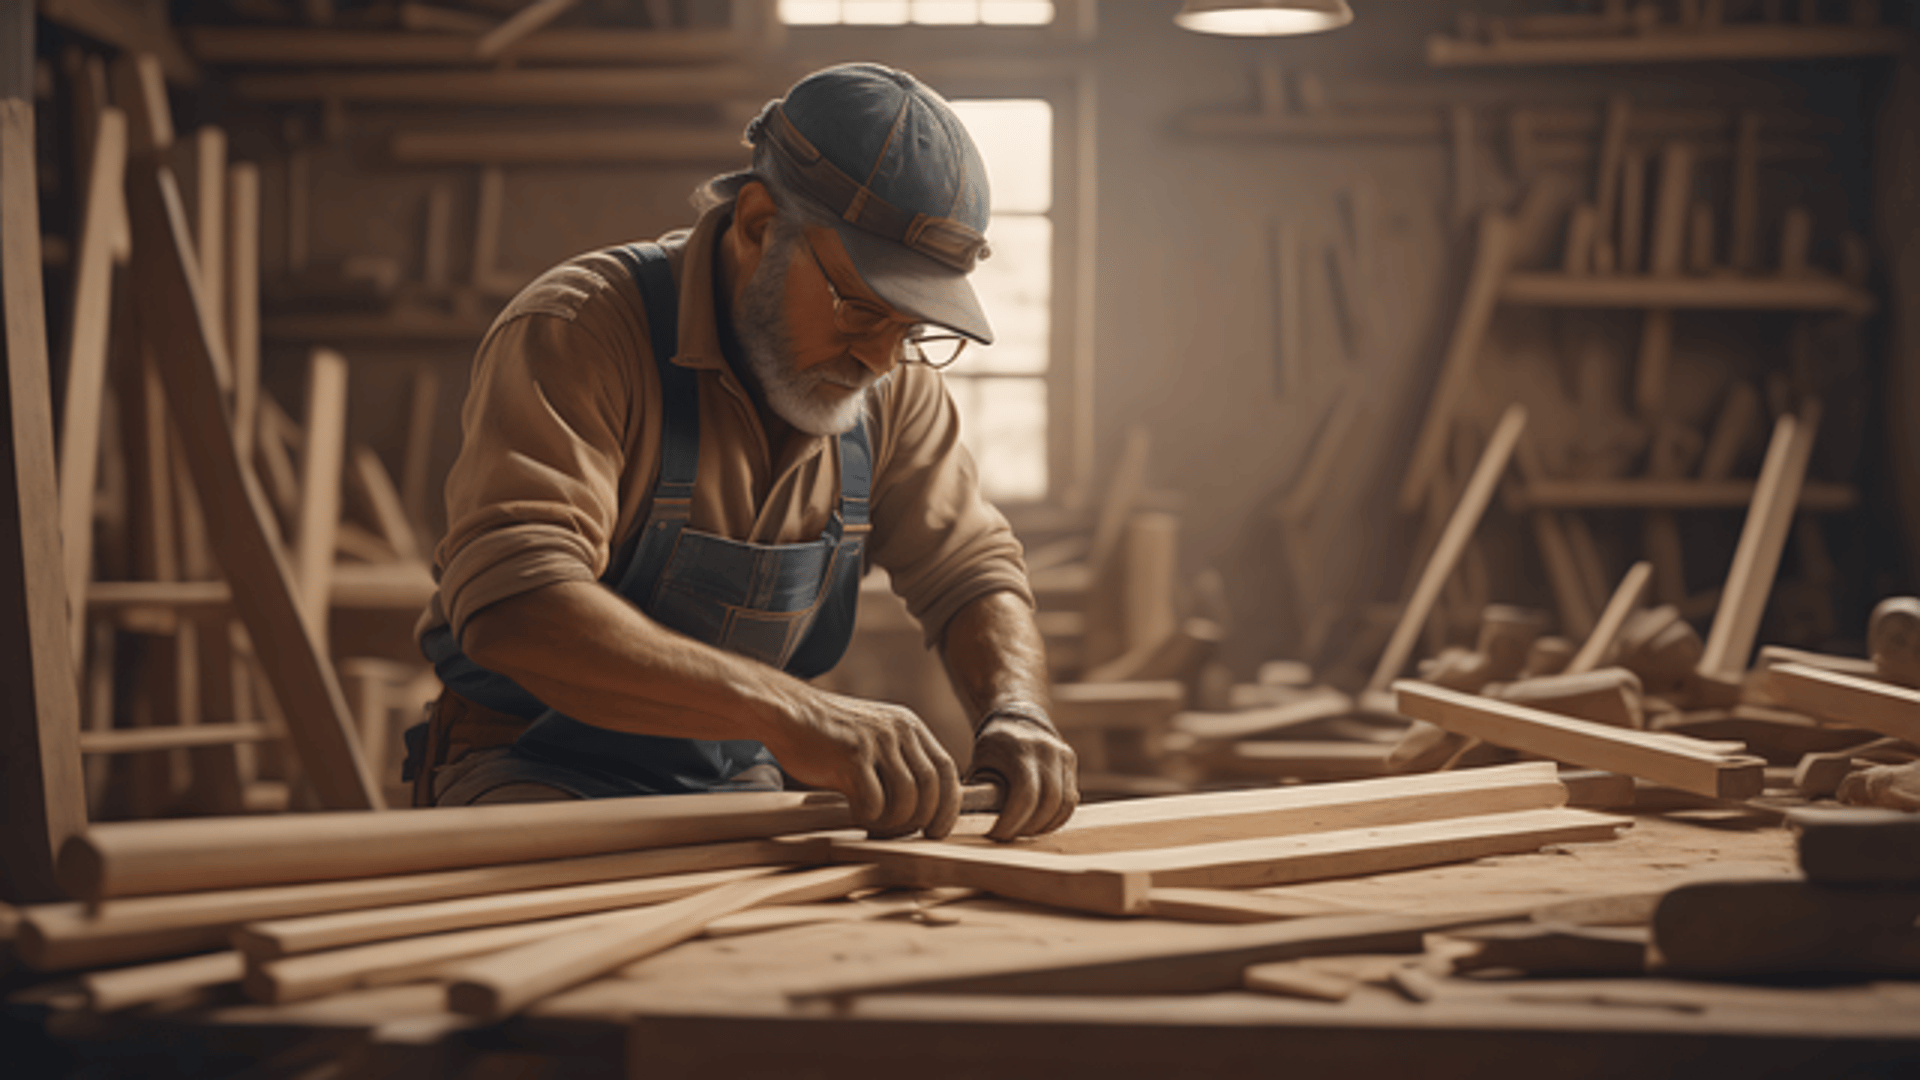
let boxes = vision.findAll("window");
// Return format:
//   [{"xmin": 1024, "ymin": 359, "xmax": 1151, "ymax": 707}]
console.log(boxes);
[
  {"xmin": 946, "ymin": 99, "xmax": 1052, "ymax": 503},
  {"xmin": 778, "ymin": 0, "xmax": 1054, "ymax": 26}
]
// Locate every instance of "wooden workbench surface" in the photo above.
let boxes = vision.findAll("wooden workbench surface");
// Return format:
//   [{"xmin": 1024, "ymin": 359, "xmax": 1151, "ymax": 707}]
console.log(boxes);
[{"xmin": 17, "ymin": 808, "xmax": 1920, "ymax": 1077}]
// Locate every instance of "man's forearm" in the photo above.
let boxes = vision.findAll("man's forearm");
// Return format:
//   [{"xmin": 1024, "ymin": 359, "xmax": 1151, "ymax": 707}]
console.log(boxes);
[
  {"xmin": 939, "ymin": 590, "xmax": 1054, "ymax": 728},
  {"xmin": 460, "ymin": 580, "xmax": 806, "ymax": 746}
]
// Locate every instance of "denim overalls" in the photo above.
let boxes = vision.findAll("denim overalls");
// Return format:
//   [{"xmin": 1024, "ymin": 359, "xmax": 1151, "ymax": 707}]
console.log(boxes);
[{"xmin": 419, "ymin": 242, "xmax": 869, "ymax": 797}]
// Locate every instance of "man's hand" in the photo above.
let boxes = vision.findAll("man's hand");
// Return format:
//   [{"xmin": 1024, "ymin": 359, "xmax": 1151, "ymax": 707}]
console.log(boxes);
[
  {"xmin": 969, "ymin": 715, "xmax": 1078, "ymax": 842},
  {"xmin": 766, "ymin": 690, "xmax": 963, "ymax": 840}
]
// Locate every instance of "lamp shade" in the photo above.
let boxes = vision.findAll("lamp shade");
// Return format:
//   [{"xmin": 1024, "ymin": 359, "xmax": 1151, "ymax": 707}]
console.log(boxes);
[{"xmin": 1174, "ymin": 0, "xmax": 1355, "ymax": 36}]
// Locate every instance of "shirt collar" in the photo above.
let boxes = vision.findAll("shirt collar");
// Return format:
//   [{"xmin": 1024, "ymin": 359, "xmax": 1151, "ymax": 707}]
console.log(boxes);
[{"xmin": 668, "ymin": 201, "xmax": 734, "ymax": 372}]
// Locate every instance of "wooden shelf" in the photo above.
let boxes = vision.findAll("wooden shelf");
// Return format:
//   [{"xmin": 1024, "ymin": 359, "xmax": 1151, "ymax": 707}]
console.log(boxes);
[
  {"xmin": 232, "ymin": 65, "xmax": 790, "ymax": 106},
  {"xmin": 187, "ymin": 26, "xmax": 747, "ymax": 67},
  {"xmin": 1428, "ymin": 25, "xmax": 1912, "ymax": 67},
  {"xmin": 1517, "ymin": 480, "xmax": 1858, "ymax": 513},
  {"xmin": 1501, "ymin": 272, "xmax": 1876, "ymax": 314},
  {"xmin": 391, "ymin": 128, "xmax": 748, "ymax": 166}
]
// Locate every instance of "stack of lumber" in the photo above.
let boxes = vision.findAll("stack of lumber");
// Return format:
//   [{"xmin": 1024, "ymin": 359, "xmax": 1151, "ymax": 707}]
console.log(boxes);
[{"xmin": 2, "ymin": 765, "xmax": 1630, "ymax": 1021}]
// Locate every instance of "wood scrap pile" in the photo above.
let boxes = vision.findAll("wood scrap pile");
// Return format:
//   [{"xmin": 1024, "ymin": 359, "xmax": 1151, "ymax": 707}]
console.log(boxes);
[{"xmin": 2, "ymin": 763, "xmax": 1631, "ymax": 1022}]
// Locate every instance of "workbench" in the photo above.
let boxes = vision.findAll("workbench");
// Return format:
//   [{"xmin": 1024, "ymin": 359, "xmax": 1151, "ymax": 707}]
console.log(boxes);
[{"xmin": 10, "ymin": 807, "xmax": 1919, "ymax": 1079}]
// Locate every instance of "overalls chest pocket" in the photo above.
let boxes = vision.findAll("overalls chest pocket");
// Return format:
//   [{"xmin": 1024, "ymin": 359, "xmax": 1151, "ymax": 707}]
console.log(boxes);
[{"xmin": 648, "ymin": 529, "xmax": 850, "ymax": 670}]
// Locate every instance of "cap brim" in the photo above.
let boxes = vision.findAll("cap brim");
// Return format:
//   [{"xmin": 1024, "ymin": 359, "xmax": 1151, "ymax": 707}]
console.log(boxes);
[{"xmin": 834, "ymin": 222, "xmax": 994, "ymax": 346}]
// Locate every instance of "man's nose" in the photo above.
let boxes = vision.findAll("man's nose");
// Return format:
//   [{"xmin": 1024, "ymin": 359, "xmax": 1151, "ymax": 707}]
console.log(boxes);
[{"xmin": 849, "ymin": 328, "xmax": 906, "ymax": 375}]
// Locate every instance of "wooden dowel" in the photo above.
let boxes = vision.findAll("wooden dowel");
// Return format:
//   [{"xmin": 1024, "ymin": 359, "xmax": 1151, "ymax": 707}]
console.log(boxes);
[
  {"xmin": 446, "ymin": 864, "xmax": 882, "ymax": 1019},
  {"xmin": 475, "ymin": 0, "xmax": 579, "ymax": 59},
  {"xmin": 1766, "ymin": 663, "xmax": 1920, "ymax": 744},
  {"xmin": 84, "ymin": 950, "xmax": 243, "ymax": 1012},
  {"xmin": 226, "ymin": 162, "xmax": 260, "ymax": 460},
  {"xmin": 292, "ymin": 349, "xmax": 348, "ymax": 647},
  {"xmin": 236, "ymin": 864, "xmax": 779, "ymax": 959},
  {"xmin": 192, "ymin": 128, "xmax": 226, "ymax": 370},
  {"xmin": 1567, "ymin": 562, "xmax": 1654, "ymax": 675},
  {"xmin": 57, "ymin": 785, "xmax": 997, "ymax": 902},
  {"xmin": 20, "ymin": 839, "xmax": 797, "ymax": 970},
  {"xmin": 1372, "ymin": 405, "xmax": 1527, "ymax": 692}
]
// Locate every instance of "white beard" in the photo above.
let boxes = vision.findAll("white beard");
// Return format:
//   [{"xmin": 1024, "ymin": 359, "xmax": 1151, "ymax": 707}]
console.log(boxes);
[{"xmin": 733, "ymin": 227, "xmax": 885, "ymax": 437}]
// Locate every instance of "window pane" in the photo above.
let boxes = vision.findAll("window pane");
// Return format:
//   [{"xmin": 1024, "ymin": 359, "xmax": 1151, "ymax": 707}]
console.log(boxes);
[
  {"xmin": 966, "ymin": 214, "xmax": 1049, "ymax": 375},
  {"xmin": 948, "ymin": 376, "xmax": 1048, "ymax": 502},
  {"xmin": 778, "ymin": 0, "xmax": 841, "ymax": 24},
  {"xmin": 950, "ymin": 100, "xmax": 1050, "ymax": 214},
  {"xmin": 979, "ymin": 0, "xmax": 1054, "ymax": 24},
  {"xmin": 912, "ymin": 0, "xmax": 980, "ymax": 23},
  {"xmin": 841, "ymin": 0, "xmax": 909, "ymax": 23}
]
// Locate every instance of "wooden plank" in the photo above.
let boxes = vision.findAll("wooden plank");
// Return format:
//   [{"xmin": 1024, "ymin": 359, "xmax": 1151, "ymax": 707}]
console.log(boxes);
[
  {"xmin": 0, "ymin": 94, "xmax": 86, "ymax": 902},
  {"xmin": 56, "ymin": 107, "xmax": 126, "ymax": 664},
  {"xmin": 989, "ymin": 762, "xmax": 1567, "ymax": 856},
  {"xmin": 834, "ymin": 807, "xmax": 1620, "ymax": 917},
  {"xmin": 785, "ymin": 909, "xmax": 1527, "ymax": 999},
  {"xmin": 1767, "ymin": 663, "xmax": 1920, "ymax": 744},
  {"xmin": 226, "ymin": 162, "xmax": 260, "ymax": 458},
  {"xmin": 232, "ymin": 66, "xmax": 784, "ymax": 106},
  {"xmin": 1518, "ymin": 478, "xmax": 1854, "ymax": 512},
  {"xmin": 235, "ymin": 864, "xmax": 780, "ymax": 959},
  {"xmin": 19, "ymin": 839, "xmax": 799, "ymax": 970},
  {"xmin": 1567, "ymin": 561, "xmax": 1654, "ymax": 675},
  {"xmin": 292, "ymin": 348, "xmax": 349, "ymax": 643},
  {"xmin": 1373, "ymin": 404, "xmax": 1527, "ymax": 691},
  {"xmin": 191, "ymin": 127, "xmax": 226, "ymax": 367},
  {"xmin": 475, "ymin": 0, "xmax": 579, "ymax": 60},
  {"xmin": 78, "ymin": 722, "xmax": 275, "ymax": 755},
  {"xmin": 1501, "ymin": 272, "xmax": 1875, "ymax": 313},
  {"xmin": 123, "ymin": 139, "xmax": 381, "ymax": 811},
  {"xmin": 186, "ymin": 25, "xmax": 746, "ymax": 66},
  {"xmin": 1397, "ymin": 214, "xmax": 1514, "ymax": 512},
  {"xmin": 393, "ymin": 127, "xmax": 747, "ymax": 166},
  {"xmin": 445, "ymin": 864, "xmax": 883, "ymax": 1019},
  {"xmin": 1394, "ymin": 680, "xmax": 1766, "ymax": 799},
  {"xmin": 1427, "ymin": 25, "xmax": 1911, "ymax": 66},
  {"xmin": 1146, "ymin": 888, "xmax": 1370, "ymax": 924},
  {"xmin": 56, "ymin": 787, "xmax": 927, "ymax": 901},
  {"xmin": 1699, "ymin": 407, "xmax": 1820, "ymax": 679}
]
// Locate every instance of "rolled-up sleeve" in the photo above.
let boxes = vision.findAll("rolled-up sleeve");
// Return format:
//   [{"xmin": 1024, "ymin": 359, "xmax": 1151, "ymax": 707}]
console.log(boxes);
[
  {"xmin": 866, "ymin": 367, "xmax": 1034, "ymax": 648},
  {"xmin": 435, "ymin": 284, "xmax": 639, "ymax": 640}
]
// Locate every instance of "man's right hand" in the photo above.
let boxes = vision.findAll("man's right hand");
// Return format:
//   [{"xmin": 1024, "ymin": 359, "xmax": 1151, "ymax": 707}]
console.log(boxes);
[{"xmin": 767, "ymin": 690, "xmax": 962, "ymax": 840}]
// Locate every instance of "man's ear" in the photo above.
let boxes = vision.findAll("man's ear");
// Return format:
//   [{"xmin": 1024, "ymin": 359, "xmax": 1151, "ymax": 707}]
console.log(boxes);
[{"xmin": 732, "ymin": 180, "xmax": 778, "ymax": 257}]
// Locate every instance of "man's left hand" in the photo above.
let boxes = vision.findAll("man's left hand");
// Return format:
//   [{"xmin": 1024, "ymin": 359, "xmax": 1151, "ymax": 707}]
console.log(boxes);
[{"xmin": 969, "ymin": 716, "xmax": 1079, "ymax": 842}]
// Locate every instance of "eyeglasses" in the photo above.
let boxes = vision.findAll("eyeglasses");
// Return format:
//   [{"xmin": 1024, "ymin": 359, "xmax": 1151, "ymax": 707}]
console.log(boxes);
[{"xmin": 804, "ymin": 233, "xmax": 970, "ymax": 369}]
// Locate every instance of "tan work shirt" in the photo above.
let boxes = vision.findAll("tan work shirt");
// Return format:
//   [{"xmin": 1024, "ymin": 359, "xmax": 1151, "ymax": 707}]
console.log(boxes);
[{"xmin": 419, "ymin": 202, "xmax": 1033, "ymax": 667}]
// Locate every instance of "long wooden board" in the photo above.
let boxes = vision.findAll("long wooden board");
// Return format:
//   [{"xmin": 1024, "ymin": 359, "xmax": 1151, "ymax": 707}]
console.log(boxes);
[
  {"xmin": 123, "ymin": 121, "xmax": 380, "ymax": 810},
  {"xmin": 1699, "ymin": 408, "xmax": 1820, "ymax": 679},
  {"xmin": 1395, "ymin": 680, "xmax": 1766, "ymax": 798},
  {"xmin": 831, "ymin": 807, "xmax": 1626, "ymax": 916},
  {"xmin": 0, "ymin": 95, "xmax": 87, "ymax": 903},
  {"xmin": 1766, "ymin": 663, "xmax": 1920, "ymax": 744},
  {"xmin": 20, "ymin": 838, "xmax": 805, "ymax": 971}
]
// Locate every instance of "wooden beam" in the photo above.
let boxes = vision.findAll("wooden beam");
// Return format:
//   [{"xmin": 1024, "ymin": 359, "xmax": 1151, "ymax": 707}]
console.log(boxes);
[
  {"xmin": 123, "ymin": 135, "xmax": 381, "ymax": 810},
  {"xmin": 1397, "ymin": 214, "xmax": 1515, "ymax": 513},
  {"xmin": 78, "ymin": 722, "xmax": 275, "ymax": 755},
  {"xmin": 1394, "ymin": 680, "xmax": 1766, "ymax": 798},
  {"xmin": 1699, "ymin": 407, "xmax": 1820, "ymax": 679},
  {"xmin": 393, "ymin": 126, "xmax": 757, "ymax": 167},
  {"xmin": 190, "ymin": 128, "xmax": 226, "ymax": 367},
  {"xmin": 17, "ymin": 839, "xmax": 799, "ymax": 970},
  {"xmin": 1567, "ymin": 561, "xmax": 1654, "ymax": 675},
  {"xmin": 231, "ymin": 66, "xmax": 784, "ymax": 106},
  {"xmin": 227, "ymin": 162, "xmax": 260, "ymax": 458},
  {"xmin": 1766, "ymin": 663, "xmax": 1920, "ymax": 744},
  {"xmin": 84, "ymin": 950, "xmax": 242, "ymax": 1012},
  {"xmin": 57, "ymin": 107, "xmax": 126, "ymax": 664},
  {"xmin": 56, "ymin": 787, "xmax": 930, "ymax": 901},
  {"xmin": 1428, "ymin": 24, "xmax": 1912, "ymax": 66},
  {"xmin": 833, "ymin": 807, "xmax": 1622, "ymax": 917},
  {"xmin": 1372, "ymin": 404, "xmax": 1527, "ymax": 692},
  {"xmin": 234, "ymin": 864, "xmax": 779, "ymax": 959},
  {"xmin": 185, "ymin": 26, "xmax": 747, "ymax": 66},
  {"xmin": 445, "ymin": 864, "xmax": 883, "ymax": 1019},
  {"xmin": 0, "ymin": 94, "xmax": 86, "ymax": 902},
  {"xmin": 1502, "ymin": 272, "xmax": 1874, "ymax": 313}
]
